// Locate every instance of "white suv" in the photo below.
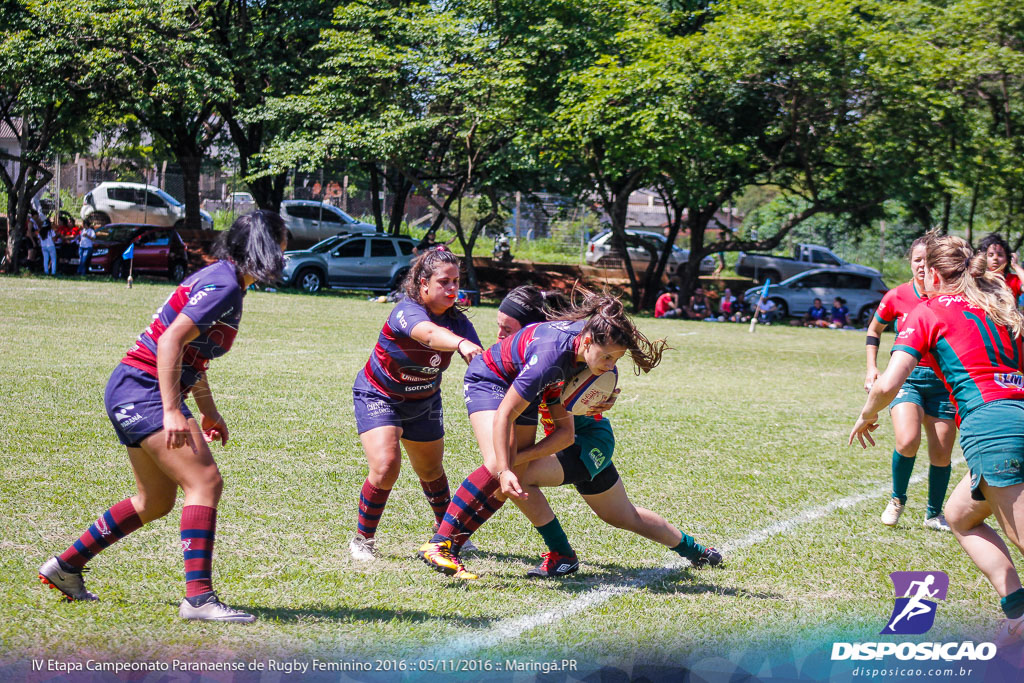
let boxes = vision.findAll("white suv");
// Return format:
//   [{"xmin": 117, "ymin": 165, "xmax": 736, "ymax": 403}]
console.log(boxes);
[{"xmin": 81, "ymin": 182, "xmax": 214, "ymax": 230}]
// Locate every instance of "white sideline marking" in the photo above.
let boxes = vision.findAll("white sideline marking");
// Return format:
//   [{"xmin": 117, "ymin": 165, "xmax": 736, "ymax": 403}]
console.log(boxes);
[{"xmin": 429, "ymin": 467, "xmax": 949, "ymax": 660}]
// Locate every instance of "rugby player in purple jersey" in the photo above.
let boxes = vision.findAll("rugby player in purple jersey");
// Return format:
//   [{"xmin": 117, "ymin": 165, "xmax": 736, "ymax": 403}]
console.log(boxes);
[
  {"xmin": 38, "ymin": 211, "xmax": 288, "ymax": 622},
  {"xmin": 348, "ymin": 247, "xmax": 484, "ymax": 561}
]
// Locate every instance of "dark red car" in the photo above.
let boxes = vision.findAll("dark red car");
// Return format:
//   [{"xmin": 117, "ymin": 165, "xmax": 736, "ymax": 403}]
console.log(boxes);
[{"xmin": 60, "ymin": 224, "xmax": 190, "ymax": 281}]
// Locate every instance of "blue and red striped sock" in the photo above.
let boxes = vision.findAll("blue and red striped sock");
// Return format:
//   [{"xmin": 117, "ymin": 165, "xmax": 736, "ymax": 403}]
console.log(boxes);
[
  {"xmin": 181, "ymin": 505, "xmax": 217, "ymax": 598},
  {"xmin": 419, "ymin": 474, "xmax": 451, "ymax": 527},
  {"xmin": 59, "ymin": 498, "xmax": 143, "ymax": 569},
  {"xmin": 435, "ymin": 466, "xmax": 504, "ymax": 545},
  {"xmin": 357, "ymin": 480, "xmax": 390, "ymax": 539}
]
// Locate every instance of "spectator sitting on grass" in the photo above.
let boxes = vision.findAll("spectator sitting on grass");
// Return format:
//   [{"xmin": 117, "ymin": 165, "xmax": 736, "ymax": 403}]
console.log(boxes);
[
  {"xmin": 717, "ymin": 288, "xmax": 737, "ymax": 320},
  {"xmin": 828, "ymin": 297, "xmax": 850, "ymax": 328},
  {"xmin": 757, "ymin": 296, "xmax": 779, "ymax": 324},
  {"xmin": 729, "ymin": 298, "xmax": 751, "ymax": 323},
  {"xmin": 654, "ymin": 291, "xmax": 683, "ymax": 319},
  {"xmin": 801, "ymin": 298, "xmax": 829, "ymax": 327},
  {"xmin": 686, "ymin": 287, "xmax": 711, "ymax": 320}
]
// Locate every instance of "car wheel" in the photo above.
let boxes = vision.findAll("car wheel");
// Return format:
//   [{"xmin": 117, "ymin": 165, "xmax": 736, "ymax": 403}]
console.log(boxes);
[
  {"xmin": 295, "ymin": 267, "xmax": 324, "ymax": 294},
  {"xmin": 770, "ymin": 298, "xmax": 789, "ymax": 318},
  {"xmin": 858, "ymin": 303, "xmax": 879, "ymax": 328},
  {"xmin": 389, "ymin": 267, "xmax": 410, "ymax": 291},
  {"xmin": 88, "ymin": 212, "xmax": 111, "ymax": 228},
  {"xmin": 169, "ymin": 261, "xmax": 187, "ymax": 282}
]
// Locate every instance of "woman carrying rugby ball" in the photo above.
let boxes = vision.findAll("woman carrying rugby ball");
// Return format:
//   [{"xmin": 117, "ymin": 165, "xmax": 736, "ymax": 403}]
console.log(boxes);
[
  {"xmin": 417, "ymin": 287, "xmax": 667, "ymax": 579},
  {"xmin": 347, "ymin": 246, "xmax": 483, "ymax": 560},
  {"xmin": 486, "ymin": 287, "xmax": 722, "ymax": 578}
]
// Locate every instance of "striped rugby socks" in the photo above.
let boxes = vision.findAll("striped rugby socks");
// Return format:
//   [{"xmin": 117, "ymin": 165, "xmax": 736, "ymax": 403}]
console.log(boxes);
[
  {"xmin": 434, "ymin": 466, "xmax": 505, "ymax": 549},
  {"xmin": 419, "ymin": 474, "xmax": 451, "ymax": 527},
  {"xmin": 59, "ymin": 498, "xmax": 143, "ymax": 569},
  {"xmin": 357, "ymin": 480, "xmax": 391, "ymax": 539},
  {"xmin": 181, "ymin": 505, "xmax": 216, "ymax": 598}
]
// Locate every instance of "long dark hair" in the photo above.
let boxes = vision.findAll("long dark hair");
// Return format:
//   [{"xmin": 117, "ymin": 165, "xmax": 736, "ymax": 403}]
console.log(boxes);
[
  {"xmin": 977, "ymin": 232, "xmax": 1012, "ymax": 275},
  {"xmin": 555, "ymin": 286, "xmax": 666, "ymax": 374},
  {"xmin": 211, "ymin": 210, "xmax": 286, "ymax": 284},
  {"xmin": 402, "ymin": 246, "xmax": 463, "ymax": 313}
]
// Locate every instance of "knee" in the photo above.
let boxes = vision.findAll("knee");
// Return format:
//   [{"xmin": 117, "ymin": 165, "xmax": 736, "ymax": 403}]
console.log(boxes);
[
  {"xmin": 368, "ymin": 458, "xmax": 402, "ymax": 488},
  {"xmin": 417, "ymin": 462, "xmax": 445, "ymax": 483},
  {"xmin": 895, "ymin": 438, "xmax": 921, "ymax": 457},
  {"xmin": 943, "ymin": 502, "xmax": 974, "ymax": 535},
  {"xmin": 133, "ymin": 492, "xmax": 176, "ymax": 521}
]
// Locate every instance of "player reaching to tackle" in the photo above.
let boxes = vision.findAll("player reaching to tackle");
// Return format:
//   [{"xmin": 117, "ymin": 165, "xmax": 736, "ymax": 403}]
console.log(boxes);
[
  {"xmin": 416, "ymin": 288, "xmax": 667, "ymax": 580},
  {"xmin": 864, "ymin": 237, "xmax": 956, "ymax": 531},
  {"xmin": 37, "ymin": 211, "xmax": 288, "ymax": 622},
  {"xmin": 486, "ymin": 287, "xmax": 722, "ymax": 578},
  {"xmin": 978, "ymin": 232, "xmax": 1024, "ymax": 300},
  {"xmin": 348, "ymin": 246, "xmax": 483, "ymax": 560},
  {"xmin": 851, "ymin": 235, "xmax": 1024, "ymax": 645}
]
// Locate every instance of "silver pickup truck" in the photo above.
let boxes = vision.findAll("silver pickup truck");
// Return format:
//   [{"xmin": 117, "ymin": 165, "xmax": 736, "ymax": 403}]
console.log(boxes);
[{"xmin": 736, "ymin": 243, "xmax": 879, "ymax": 283}]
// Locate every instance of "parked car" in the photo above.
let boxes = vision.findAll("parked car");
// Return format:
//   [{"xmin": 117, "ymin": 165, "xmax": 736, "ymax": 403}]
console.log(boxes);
[
  {"xmin": 586, "ymin": 229, "xmax": 716, "ymax": 276},
  {"xmin": 280, "ymin": 200, "xmax": 376, "ymax": 247},
  {"xmin": 81, "ymin": 182, "xmax": 214, "ymax": 231},
  {"xmin": 743, "ymin": 267, "xmax": 889, "ymax": 326},
  {"xmin": 59, "ymin": 223, "xmax": 191, "ymax": 281},
  {"xmin": 736, "ymin": 243, "xmax": 880, "ymax": 283},
  {"xmin": 280, "ymin": 233, "xmax": 417, "ymax": 293}
]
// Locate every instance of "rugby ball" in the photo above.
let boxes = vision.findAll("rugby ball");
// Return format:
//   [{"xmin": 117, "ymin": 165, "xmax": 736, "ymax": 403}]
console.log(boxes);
[{"xmin": 562, "ymin": 366, "xmax": 618, "ymax": 416}]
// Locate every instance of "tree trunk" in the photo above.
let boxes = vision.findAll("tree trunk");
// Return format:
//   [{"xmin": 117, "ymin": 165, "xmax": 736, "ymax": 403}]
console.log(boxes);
[
  {"xmin": 368, "ymin": 163, "xmax": 384, "ymax": 232},
  {"xmin": 386, "ymin": 170, "xmax": 412, "ymax": 235},
  {"xmin": 177, "ymin": 153, "xmax": 204, "ymax": 230},
  {"xmin": 248, "ymin": 171, "xmax": 288, "ymax": 212}
]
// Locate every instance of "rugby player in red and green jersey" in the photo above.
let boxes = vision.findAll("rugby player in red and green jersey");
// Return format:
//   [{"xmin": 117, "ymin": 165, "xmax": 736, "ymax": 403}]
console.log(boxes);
[
  {"xmin": 978, "ymin": 232, "xmax": 1024, "ymax": 299},
  {"xmin": 865, "ymin": 237, "xmax": 956, "ymax": 531},
  {"xmin": 852, "ymin": 235, "xmax": 1024, "ymax": 646}
]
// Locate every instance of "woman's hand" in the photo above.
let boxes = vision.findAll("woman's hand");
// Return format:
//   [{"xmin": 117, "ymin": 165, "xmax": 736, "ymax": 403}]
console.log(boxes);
[
  {"xmin": 863, "ymin": 368, "xmax": 879, "ymax": 393},
  {"xmin": 201, "ymin": 412, "xmax": 229, "ymax": 445},
  {"xmin": 458, "ymin": 339, "xmax": 484, "ymax": 363},
  {"xmin": 849, "ymin": 412, "xmax": 880, "ymax": 448},
  {"xmin": 498, "ymin": 469, "xmax": 527, "ymax": 500},
  {"xmin": 587, "ymin": 387, "xmax": 621, "ymax": 416},
  {"xmin": 164, "ymin": 409, "xmax": 197, "ymax": 453}
]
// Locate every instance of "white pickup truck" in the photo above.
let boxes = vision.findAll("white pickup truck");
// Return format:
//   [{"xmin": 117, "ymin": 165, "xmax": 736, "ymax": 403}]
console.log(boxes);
[{"xmin": 736, "ymin": 243, "xmax": 880, "ymax": 283}]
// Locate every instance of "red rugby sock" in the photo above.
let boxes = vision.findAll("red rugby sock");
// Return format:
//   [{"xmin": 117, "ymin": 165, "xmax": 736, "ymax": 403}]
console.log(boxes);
[
  {"xmin": 59, "ymin": 498, "xmax": 143, "ymax": 569},
  {"xmin": 437, "ymin": 466, "xmax": 504, "ymax": 543},
  {"xmin": 419, "ymin": 474, "xmax": 451, "ymax": 527},
  {"xmin": 181, "ymin": 505, "xmax": 217, "ymax": 598},
  {"xmin": 357, "ymin": 479, "xmax": 391, "ymax": 539}
]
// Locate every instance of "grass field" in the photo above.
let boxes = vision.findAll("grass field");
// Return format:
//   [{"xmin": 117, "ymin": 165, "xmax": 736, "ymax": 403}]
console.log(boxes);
[{"xmin": 0, "ymin": 274, "xmax": 1013, "ymax": 678}]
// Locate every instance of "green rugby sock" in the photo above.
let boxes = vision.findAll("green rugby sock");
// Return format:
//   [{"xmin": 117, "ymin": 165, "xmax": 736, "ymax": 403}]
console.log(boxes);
[
  {"xmin": 670, "ymin": 533, "xmax": 706, "ymax": 561},
  {"xmin": 926, "ymin": 464, "xmax": 952, "ymax": 518},
  {"xmin": 1001, "ymin": 588, "xmax": 1024, "ymax": 619},
  {"xmin": 891, "ymin": 451, "xmax": 915, "ymax": 505},
  {"xmin": 535, "ymin": 518, "xmax": 574, "ymax": 557}
]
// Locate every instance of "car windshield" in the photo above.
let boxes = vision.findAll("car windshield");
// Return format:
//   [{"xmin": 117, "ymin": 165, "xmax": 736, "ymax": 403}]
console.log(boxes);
[
  {"xmin": 94, "ymin": 226, "xmax": 141, "ymax": 242},
  {"xmin": 149, "ymin": 189, "xmax": 182, "ymax": 207},
  {"xmin": 309, "ymin": 236, "xmax": 345, "ymax": 253}
]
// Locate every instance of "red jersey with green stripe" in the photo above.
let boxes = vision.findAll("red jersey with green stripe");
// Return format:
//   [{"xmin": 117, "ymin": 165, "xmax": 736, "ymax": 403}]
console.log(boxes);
[
  {"xmin": 874, "ymin": 281, "xmax": 937, "ymax": 371},
  {"xmin": 1005, "ymin": 273, "xmax": 1022, "ymax": 299},
  {"xmin": 893, "ymin": 294, "xmax": 1024, "ymax": 424}
]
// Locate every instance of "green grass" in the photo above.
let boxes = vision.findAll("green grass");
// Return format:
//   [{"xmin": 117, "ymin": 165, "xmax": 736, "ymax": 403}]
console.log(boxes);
[{"xmin": 0, "ymin": 274, "xmax": 1012, "ymax": 675}]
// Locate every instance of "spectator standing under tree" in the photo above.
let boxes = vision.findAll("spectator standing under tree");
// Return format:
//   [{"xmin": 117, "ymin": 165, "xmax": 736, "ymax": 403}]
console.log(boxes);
[
  {"xmin": 77, "ymin": 222, "xmax": 96, "ymax": 276},
  {"xmin": 33, "ymin": 209, "xmax": 57, "ymax": 275}
]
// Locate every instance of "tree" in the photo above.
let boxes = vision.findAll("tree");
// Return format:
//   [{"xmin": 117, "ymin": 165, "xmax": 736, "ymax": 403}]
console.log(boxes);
[{"xmin": 0, "ymin": 0, "xmax": 103, "ymax": 272}]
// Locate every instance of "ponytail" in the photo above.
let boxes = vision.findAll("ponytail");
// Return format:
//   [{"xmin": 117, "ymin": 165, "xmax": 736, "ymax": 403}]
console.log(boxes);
[{"xmin": 926, "ymin": 235, "xmax": 1024, "ymax": 338}]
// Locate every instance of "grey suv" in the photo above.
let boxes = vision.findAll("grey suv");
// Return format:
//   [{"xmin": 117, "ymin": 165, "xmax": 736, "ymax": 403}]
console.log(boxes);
[
  {"xmin": 280, "ymin": 200, "xmax": 376, "ymax": 246},
  {"xmin": 280, "ymin": 233, "xmax": 417, "ymax": 293}
]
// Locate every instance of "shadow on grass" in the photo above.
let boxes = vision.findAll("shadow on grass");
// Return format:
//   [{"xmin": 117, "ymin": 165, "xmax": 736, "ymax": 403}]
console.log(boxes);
[{"xmin": 155, "ymin": 601, "xmax": 496, "ymax": 628}]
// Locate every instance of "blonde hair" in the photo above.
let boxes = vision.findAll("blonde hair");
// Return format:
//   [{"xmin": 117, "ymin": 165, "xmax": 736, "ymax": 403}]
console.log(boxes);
[{"xmin": 926, "ymin": 235, "xmax": 1024, "ymax": 338}]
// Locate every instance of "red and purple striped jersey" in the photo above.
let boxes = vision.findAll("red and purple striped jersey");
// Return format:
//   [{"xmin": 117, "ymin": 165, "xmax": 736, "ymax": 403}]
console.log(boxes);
[
  {"xmin": 363, "ymin": 298, "xmax": 480, "ymax": 400},
  {"xmin": 482, "ymin": 320, "xmax": 586, "ymax": 403},
  {"xmin": 121, "ymin": 260, "xmax": 244, "ymax": 390},
  {"xmin": 893, "ymin": 294, "xmax": 1024, "ymax": 424},
  {"xmin": 874, "ymin": 281, "xmax": 937, "ymax": 371}
]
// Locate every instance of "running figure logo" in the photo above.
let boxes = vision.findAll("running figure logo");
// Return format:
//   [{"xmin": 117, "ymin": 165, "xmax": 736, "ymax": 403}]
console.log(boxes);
[{"xmin": 881, "ymin": 571, "xmax": 948, "ymax": 635}]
